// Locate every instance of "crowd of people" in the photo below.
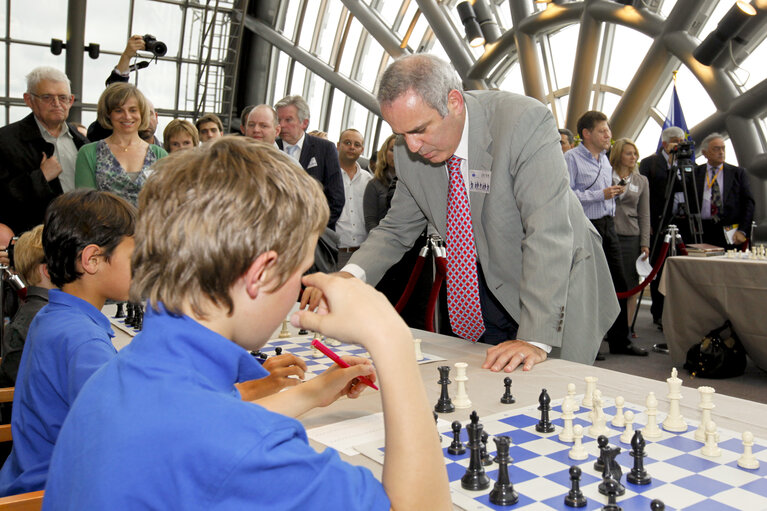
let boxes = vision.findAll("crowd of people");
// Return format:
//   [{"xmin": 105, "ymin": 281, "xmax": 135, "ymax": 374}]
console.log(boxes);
[{"xmin": 0, "ymin": 43, "xmax": 758, "ymax": 508}]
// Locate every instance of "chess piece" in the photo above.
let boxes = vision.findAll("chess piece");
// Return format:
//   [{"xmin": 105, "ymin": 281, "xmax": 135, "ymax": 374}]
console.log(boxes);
[
  {"xmin": 136, "ymin": 307, "xmax": 144, "ymax": 331},
  {"xmin": 115, "ymin": 302, "xmax": 125, "ymax": 318},
  {"xmin": 567, "ymin": 382, "xmax": 578, "ymax": 411},
  {"xmin": 325, "ymin": 336, "xmax": 342, "ymax": 347},
  {"xmin": 738, "ymin": 431, "xmax": 760, "ymax": 470},
  {"xmin": 627, "ymin": 430, "xmax": 651, "ymax": 485},
  {"xmin": 695, "ymin": 386, "xmax": 716, "ymax": 442},
  {"xmin": 274, "ymin": 347, "xmax": 283, "ymax": 356},
  {"xmin": 480, "ymin": 431, "xmax": 493, "ymax": 466},
  {"xmin": 559, "ymin": 397, "xmax": 575, "ymax": 442},
  {"xmin": 536, "ymin": 388, "xmax": 555, "ymax": 433},
  {"xmin": 620, "ymin": 411, "xmax": 635, "ymax": 444},
  {"xmin": 594, "ymin": 435, "xmax": 609, "ymax": 472},
  {"xmin": 311, "ymin": 343, "xmax": 323, "ymax": 358},
  {"xmin": 569, "ymin": 425, "xmax": 588, "ymax": 460},
  {"xmin": 453, "ymin": 362, "xmax": 472, "ymax": 409},
  {"xmin": 125, "ymin": 302, "xmax": 135, "ymax": 327},
  {"xmin": 643, "ymin": 392, "xmax": 662, "ymax": 439},
  {"xmin": 598, "ymin": 443, "xmax": 625, "ymax": 497},
  {"xmin": 434, "ymin": 366, "xmax": 455, "ymax": 413},
  {"xmin": 564, "ymin": 466, "xmax": 587, "ymax": 508},
  {"xmin": 278, "ymin": 320, "xmax": 291, "ymax": 338},
  {"xmin": 461, "ymin": 411, "xmax": 490, "ymax": 491},
  {"xmin": 601, "ymin": 477, "xmax": 622, "ymax": 511},
  {"xmin": 488, "ymin": 436, "xmax": 518, "ymax": 506},
  {"xmin": 582, "ymin": 376, "xmax": 598, "ymax": 409},
  {"xmin": 650, "ymin": 499, "xmax": 665, "ymax": 510},
  {"xmin": 298, "ymin": 328, "xmax": 308, "ymax": 335},
  {"xmin": 589, "ymin": 389, "xmax": 608, "ymax": 437},
  {"xmin": 701, "ymin": 421, "xmax": 721, "ymax": 457},
  {"xmin": 500, "ymin": 377, "xmax": 515, "ymax": 404},
  {"xmin": 447, "ymin": 420, "xmax": 465, "ymax": 455},
  {"xmin": 413, "ymin": 338, "xmax": 424, "ymax": 361},
  {"xmin": 662, "ymin": 368, "xmax": 687, "ymax": 432},
  {"xmin": 612, "ymin": 396, "xmax": 626, "ymax": 428}
]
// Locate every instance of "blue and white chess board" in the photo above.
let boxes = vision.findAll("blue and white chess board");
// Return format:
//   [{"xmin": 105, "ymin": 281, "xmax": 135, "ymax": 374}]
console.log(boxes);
[{"xmin": 355, "ymin": 396, "xmax": 767, "ymax": 511}]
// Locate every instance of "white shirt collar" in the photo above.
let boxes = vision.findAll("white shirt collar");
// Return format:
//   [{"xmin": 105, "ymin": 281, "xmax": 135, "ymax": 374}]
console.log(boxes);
[
  {"xmin": 34, "ymin": 116, "xmax": 71, "ymax": 140},
  {"xmin": 454, "ymin": 101, "xmax": 470, "ymax": 162}
]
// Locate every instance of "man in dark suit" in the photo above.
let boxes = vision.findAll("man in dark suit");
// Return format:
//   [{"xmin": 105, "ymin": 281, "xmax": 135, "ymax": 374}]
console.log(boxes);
[
  {"xmin": 695, "ymin": 133, "xmax": 754, "ymax": 249},
  {"xmin": 0, "ymin": 67, "xmax": 88, "ymax": 235},
  {"xmin": 274, "ymin": 95, "xmax": 344, "ymax": 230},
  {"xmin": 638, "ymin": 126, "xmax": 685, "ymax": 327}
]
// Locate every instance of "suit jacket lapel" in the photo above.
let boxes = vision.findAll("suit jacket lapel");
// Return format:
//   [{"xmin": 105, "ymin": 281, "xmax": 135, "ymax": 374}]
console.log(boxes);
[
  {"xmin": 299, "ymin": 134, "xmax": 312, "ymax": 169},
  {"xmin": 464, "ymin": 93, "xmax": 493, "ymax": 228},
  {"xmin": 722, "ymin": 163, "xmax": 734, "ymax": 204}
]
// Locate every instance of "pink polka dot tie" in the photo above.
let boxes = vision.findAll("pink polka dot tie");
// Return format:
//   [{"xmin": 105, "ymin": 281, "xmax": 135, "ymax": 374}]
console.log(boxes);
[{"xmin": 445, "ymin": 155, "xmax": 485, "ymax": 342}]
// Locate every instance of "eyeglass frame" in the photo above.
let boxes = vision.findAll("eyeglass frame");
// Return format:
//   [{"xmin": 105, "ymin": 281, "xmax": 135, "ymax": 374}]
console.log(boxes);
[{"xmin": 28, "ymin": 93, "xmax": 74, "ymax": 105}]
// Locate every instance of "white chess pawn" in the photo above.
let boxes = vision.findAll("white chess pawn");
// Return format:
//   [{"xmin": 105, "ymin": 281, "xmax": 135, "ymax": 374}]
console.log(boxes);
[
  {"xmin": 310, "ymin": 343, "xmax": 323, "ymax": 359},
  {"xmin": 695, "ymin": 386, "xmax": 716, "ymax": 442},
  {"xmin": 559, "ymin": 397, "xmax": 575, "ymax": 442},
  {"xmin": 738, "ymin": 431, "xmax": 760, "ymax": 470},
  {"xmin": 589, "ymin": 389, "xmax": 608, "ymax": 437},
  {"xmin": 612, "ymin": 396, "xmax": 626, "ymax": 428},
  {"xmin": 643, "ymin": 392, "xmax": 662, "ymax": 439},
  {"xmin": 569, "ymin": 424, "xmax": 588, "ymax": 460},
  {"xmin": 582, "ymin": 376, "xmax": 598, "ymax": 409},
  {"xmin": 620, "ymin": 411, "xmax": 635, "ymax": 444},
  {"xmin": 567, "ymin": 383, "xmax": 579, "ymax": 412},
  {"xmin": 663, "ymin": 367, "xmax": 687, "ymax": 432},
  {"xmin": 413, "ymin": 338, "xmax": 424, "ymax": 361},
  {"xmin": 452, "ymin": 362, "xmax": 472, "ymax": 409},
  {"xmin": 701, "ymin": 421, "xmax": 721, "ymax": 457}
]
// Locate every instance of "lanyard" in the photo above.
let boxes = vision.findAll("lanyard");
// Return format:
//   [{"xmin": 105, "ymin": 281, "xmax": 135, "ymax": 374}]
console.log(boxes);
[{"xmin": 706, "ymin": 166, "xmax": 722, "ymax": 190}]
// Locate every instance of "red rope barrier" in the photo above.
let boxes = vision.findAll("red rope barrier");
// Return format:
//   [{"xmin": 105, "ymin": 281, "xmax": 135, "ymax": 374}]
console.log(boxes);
[
  {"xmin": 395, "ymin": 255, "xmax": 426, "ymax": 313},
  {"xmin": 616, "ymin": 242, "xmax": 670, "ymax": 300},
  {"xmin": 424, "ymin": 257, "xmax": 448, "ymax": 332}
]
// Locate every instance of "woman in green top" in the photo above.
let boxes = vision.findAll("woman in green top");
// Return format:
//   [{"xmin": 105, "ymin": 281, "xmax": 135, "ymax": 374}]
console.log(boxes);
[{"xmin": 75, "ymin": 83, "xmax": 167, "ymax": 205}]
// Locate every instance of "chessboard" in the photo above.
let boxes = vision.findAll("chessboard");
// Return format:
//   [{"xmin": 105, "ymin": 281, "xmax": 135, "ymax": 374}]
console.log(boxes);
[
  {"xmin": 355, "ymin": 395, "xmax": 767, "ymax": 510},
  {"xmin": 107, "ymin": 303, "xmax": 142, "ymax": 337},
  {"xmin": 261, "ymin": 333, "xmax": 445, "ymax": 380}
]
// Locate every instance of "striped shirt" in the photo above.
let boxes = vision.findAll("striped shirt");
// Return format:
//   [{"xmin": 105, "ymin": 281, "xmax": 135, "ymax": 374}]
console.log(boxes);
[{"xmin": 565, "ymin": 143, "xmax": 615, "ymax": 219}]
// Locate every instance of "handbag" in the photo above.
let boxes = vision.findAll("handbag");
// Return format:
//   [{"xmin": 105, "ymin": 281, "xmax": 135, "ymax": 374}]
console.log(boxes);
[{"xmin": 683, "ymin": 320, "xmax": 747, "ymax": 378}]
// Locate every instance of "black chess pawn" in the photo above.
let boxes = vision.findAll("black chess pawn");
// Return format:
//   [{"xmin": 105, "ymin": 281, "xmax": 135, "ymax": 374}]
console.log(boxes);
[
  {"xmin": 650, "ymin": 499, "xmax": 665, "ymax": 510},
  {"xmin": 564, "ymin": 466, "xmax": 587, "ymax": 508},
  {"xmin": 298, "ymin": 328, "xmax": 308, "ymax": 335},
  {"xmin": 594, "ymin": 435, "xmax": 609, "ymax": 472},
  {"xmin": 274, "ymin": 347, "xmax": 283, "ymax": 356},
  {"xmin": 259, "ymin": 352, "xmax": 268, "ymax": 361},
  {"xmin": 535, "ymin": 388, "xmax": 555, "ymax": 433},
  {"xmin": 461, "ymin": 411, "xmax": 490, "ymax": 491},
  {"xmin": 627, "ymin": 430, "xmax": 651, "ymax": 485},
  {"xmin": 115, "ymin": 302, "xmax": 125, "ymax": 318},
  {"xmin": 500, "ymin": 376, "xmax": 515, "ymax": 404},
  {"xmin": 448, "ymin": 421, "xmax": 465, "ymax": 455},
  {"xmin": 488, "ymin": 436, "xmax": 518, "ymax": 506},
  {"xmin": 602, "ymin": 478, "xmax": 621, "ymax": 511},
  {"xmin": 434, "ymin": 366, "xmax": 455, "ymax": 413},
  {"xmin": 125, "ymin": 303, "xmax": 135, "ymax": 327},
  {"xmin": 480, "ymin": 431, "xmax": 493, "ymax": 466}
]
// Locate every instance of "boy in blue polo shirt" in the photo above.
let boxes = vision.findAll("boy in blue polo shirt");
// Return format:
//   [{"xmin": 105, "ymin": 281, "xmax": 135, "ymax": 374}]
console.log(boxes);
[
  {"xmin": 44, "ymin": 138, "xmax": 451, "ymax": 510},
  {"xmin": 0, "ymin": 190, "xmax": 136, "ymax": 496}
]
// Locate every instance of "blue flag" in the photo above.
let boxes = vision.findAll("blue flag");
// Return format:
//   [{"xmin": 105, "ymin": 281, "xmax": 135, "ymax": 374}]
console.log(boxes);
[{"xmin": 657, "ymin": 83, "xmax": 689, "ymax": 151}]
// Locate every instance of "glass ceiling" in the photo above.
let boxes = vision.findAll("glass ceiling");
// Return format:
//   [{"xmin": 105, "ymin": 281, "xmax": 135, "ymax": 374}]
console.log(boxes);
[{"xmin": 1, "ymin": 0, "xmax": 766, "ymax": 180}]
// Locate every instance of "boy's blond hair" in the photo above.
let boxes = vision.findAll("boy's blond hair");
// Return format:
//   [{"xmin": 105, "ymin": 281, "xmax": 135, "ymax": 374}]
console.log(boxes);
[
  {"xmin": 13, "ymin": 225, "xmax": 45, "ymax": 286},
  {"xmin": 131, "ymin": 137, "xmax": 329, "ymax": 318}
]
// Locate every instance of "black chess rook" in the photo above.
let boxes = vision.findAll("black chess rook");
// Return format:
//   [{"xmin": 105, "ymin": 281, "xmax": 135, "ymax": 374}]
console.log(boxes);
[{"xmin": 434, "ymin": 366, "xmax": 455, "ymax": 413}]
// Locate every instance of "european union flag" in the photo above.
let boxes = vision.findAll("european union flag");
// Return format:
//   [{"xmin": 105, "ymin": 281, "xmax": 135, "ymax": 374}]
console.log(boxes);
[{"xmin": 657, "ymin": 82, "xmax": 689, "ymax": 151}]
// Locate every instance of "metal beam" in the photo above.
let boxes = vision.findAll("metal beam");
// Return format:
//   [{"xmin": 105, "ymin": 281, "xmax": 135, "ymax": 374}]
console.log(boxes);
[
  {"xmin": 508, "ymin": 0, "xmax": 545, "ymax": 102},
  {"xmin": 65, "ymin": 0, "xmax": 87, "ymax": 123},
  {"xmin": 243, "ymin": 14, "xmax": 380, "ymax": 115},
  {"xmin": 565, "ymin": 1, "xmax": 602, "ymax": 131},
  {"xmin": 339, "ymin": 0, "xmax": 407, "ymax": 58}
]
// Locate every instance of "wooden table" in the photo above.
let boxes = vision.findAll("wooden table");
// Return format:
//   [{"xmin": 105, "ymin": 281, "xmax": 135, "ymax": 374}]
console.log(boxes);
[{"xmin": 659, "ymin": 255, "xmax": 767, "ymax": 371}]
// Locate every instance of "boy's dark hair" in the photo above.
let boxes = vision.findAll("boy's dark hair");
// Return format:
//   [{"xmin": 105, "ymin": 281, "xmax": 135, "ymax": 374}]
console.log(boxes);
[
  {"xmin": 43, "ymin": 190, "xmax": 137, "ymax": 288},
  {"xmin": 576, "ymin": 111, "xmax": 608, "ymax": 139}
]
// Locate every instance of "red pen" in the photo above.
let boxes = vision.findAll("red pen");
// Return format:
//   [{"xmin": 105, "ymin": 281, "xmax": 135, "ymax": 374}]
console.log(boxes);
[{"xmin": 311, "ymin": 339, "xmax": 379, "ymax": 390}]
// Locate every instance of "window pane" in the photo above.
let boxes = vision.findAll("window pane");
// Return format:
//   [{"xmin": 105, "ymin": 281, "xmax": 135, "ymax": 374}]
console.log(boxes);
[
  {"xmin": 132, "ymin": 0, "xmax": 183, "ymax": 58},
  {"xmin": 289, "ymin": 62, "xmax": 307, "ymax": 96},
  {"xmin": 271, "ymin": 49, "xmax": 288, "ymax": 104},
  {"xmin": 10, "ymin": 45, "xmax": 64, "ymax": 97},
  {"xmin": 601, "ymin": 91, "xmax": 621, "ymax": 120},
  {"xmin": 281, "ymin": 0, "xmax": 301, "ymax": 39},
  {"xmin": 85, "ymin": 0, "xmax": 130, "ymax": 52},
  {"xmin": 549, "ymin": 25, "xmax": 579, "ymax": 92},
  {"xmin": 634, "ymin": 117, "xmax": 662, "ymax": 161},
  {"xmin": 337, "ymin": 18, "xmax": 363, "ymax": 77},
  {"xmin": 739, "ymin": 42, "xmax": 767, "ymax": 92},
  {"xmin": 298, "ymin": 1, "xmax": 322, "ymax": 49},
  {"xmin": 317, "ymin": 1, "xmax": 344, "ymax": 64},
  {"xmin": 356, "ymin": 39, "xmax": 384, "ymax": 90},
  {"xmin": 496, "ymin": 62, "xmax": 524, "ymax": 95},
  {"xmin": 327, "ymin": 89, "xmax": 348, "ymax": 144},
  {"xmin": 81, "ymin": 51, "xmax": 117, "ymax": 105},
  {"xmin": 0, "ymin": 0, "xmax": 6, "ymax": 38},
  {"xmin": 132, "ymin": 59, "xmax": 178, "ymax": 113},
  {"xmin": 605, "ymin": 25, "xmax": 652, "ymax": 91},
  {"xmin": 304, "ymin": 72, "xmax": 324, "ymax": 128},
  {"xmin": 10, "ymin": 0, "xmax": 66, "ymax": 42}
]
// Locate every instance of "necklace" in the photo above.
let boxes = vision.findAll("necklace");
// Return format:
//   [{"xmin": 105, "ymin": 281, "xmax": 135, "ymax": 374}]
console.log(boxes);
[{"xmin": 108, "ymin": 138, "xmax": 136, "ymax": 152}]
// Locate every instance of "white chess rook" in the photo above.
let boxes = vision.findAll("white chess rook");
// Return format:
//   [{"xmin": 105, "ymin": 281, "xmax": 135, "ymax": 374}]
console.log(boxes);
[
  {"xmin": 662, "ymin": 368, "xmax": 687, "ymax": 432},
  {"xmin": 413, "ymin": 338, "xmax": 424, "ymax": 361},
  {"xmin": 695, "ymin": 386, "xmax": 716, "ymax": 442},
  {"xmin": 582, "ymin": 376, "xmax": 597, "ymax": 409},
  {"xmin": 453, "ymin": 362, "xmax": 472, "ymax": 409}
]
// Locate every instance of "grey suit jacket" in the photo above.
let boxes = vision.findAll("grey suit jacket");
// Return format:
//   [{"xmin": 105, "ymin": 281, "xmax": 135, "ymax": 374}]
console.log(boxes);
[{"xmin": 350, "ymin": 91, "xmax": 618, "ymax": 364}]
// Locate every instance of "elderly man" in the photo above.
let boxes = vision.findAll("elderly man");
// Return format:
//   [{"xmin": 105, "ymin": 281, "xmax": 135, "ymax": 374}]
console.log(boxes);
[
  {"xmin": 196, "ymin": 114, "xmax": 223, "ymax": 143},
  {"xmin": 0, "ymin": 67, "xmax": 88, "ymax": 234},
  {"xmin": 639, "ymin": 126, "xmax": 685, "ymax": 328},
  {"xmin": 335, "ymin": 129, "xmax": 371, "ymax": 267},
  {"xmin": 275, "ymin": 95, "xmax": 344, "ymax": 230},
  {"xmin": 695, "ymin": 133, "xmax": 754, "ymax": 249},
  {"xmin": 304, "ymin": 55, "xmax": 617, "ymax": 372},
  {"xmin": 245, "ymin": 104, "xmax": 281, "ymax": 146}
]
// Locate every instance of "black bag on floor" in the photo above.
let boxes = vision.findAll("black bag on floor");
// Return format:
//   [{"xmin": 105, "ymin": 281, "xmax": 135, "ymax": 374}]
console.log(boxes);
[{"xmin": 684, "ymin": 320, "xmax": 747, "ymax": 378}]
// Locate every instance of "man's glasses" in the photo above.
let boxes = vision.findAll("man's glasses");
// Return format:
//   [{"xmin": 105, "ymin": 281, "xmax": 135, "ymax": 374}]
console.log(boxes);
[{"xmin": 30, "ymin": 93, "xmax": 72, "ymax": 105}]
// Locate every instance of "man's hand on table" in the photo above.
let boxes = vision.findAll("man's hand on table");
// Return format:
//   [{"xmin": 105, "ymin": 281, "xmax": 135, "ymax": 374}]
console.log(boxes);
[
  {"xmin": 482, "ymin": 340, "xmax": 547, "ymax": 372},
  {"xmin": 299, "ymin": 271, "xmax": 354, "ymax": 312}
]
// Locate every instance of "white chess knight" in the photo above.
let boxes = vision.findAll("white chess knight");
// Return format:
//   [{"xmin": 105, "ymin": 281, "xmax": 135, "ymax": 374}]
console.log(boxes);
[
  {"xmin": 695, "ymin": 386, "xmax": 716, "ymax": 442},
  {"xmin": 582, "ymin": 376, "xmax": 598, "ymax": 409},
  {"xmin": 643, "ymin": 392, "xmax": 662, "ymax": 439},
  {"xmin": 452, "ymin": 362, "xmax": 472, "ymax": 409},
  {"xmin": 662, "ymin": 368, "xmax": 687, "ymax": 432},
  {"xmin": 558, "ymin": 396, "xmax": 576, "ymax": 442},
  {"xmin": 738, "ymin": 431, "xmax": 760, "ymax": 470},
  {"xmin": 588, "ymin": 389, "xmax": 608, "ymax": 437},
  {"xmin": 413, "ymin": 338, "xmax": 424, "ymax": 361},
  {"xmin": 620, "ymin": 410, "xmax": 635, "ymax": 444},
  {"xmin": 569, "ymin": 424, "xmax": 588, "ymax": 460}
]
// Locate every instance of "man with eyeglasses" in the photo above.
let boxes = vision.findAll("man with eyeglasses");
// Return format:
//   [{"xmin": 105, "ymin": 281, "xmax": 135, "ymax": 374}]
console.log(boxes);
[{"xmin": 0, "ymin": 66, "xmax": 88, "ymax": 235}]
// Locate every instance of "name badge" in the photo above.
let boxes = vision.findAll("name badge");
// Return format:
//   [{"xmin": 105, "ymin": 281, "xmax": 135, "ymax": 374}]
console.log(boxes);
[
  {"xmin": 629, "ymin": 183, "xmax": 639, "ymax": 193},
  {"xmin": 468, "ymin": 170, "xmax": 491, "ymax": 194}
]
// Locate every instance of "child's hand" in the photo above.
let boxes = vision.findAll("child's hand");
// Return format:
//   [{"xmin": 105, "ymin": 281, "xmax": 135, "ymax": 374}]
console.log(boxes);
[
  {"xmin": 237, "ymin": 354, "xmax": 308, "ymax": 400},
  {"xmin": 306, "ymin": 356, "xmax": 376, "ymax": 407},
  {"xmin": 291, "ymin": 273, "xmax": 410, "ymax": 350}
]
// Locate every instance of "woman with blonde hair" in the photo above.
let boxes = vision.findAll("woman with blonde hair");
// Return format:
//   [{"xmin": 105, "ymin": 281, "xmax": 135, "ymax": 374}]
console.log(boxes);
[
  {"xmin": 363, "ymin": 134, "xmax": 396, "ymax": 232},
  {"xmin": 75, "ymin": 83, "xmax": 167, "ymax": 205},
  {"xmin": 163, "ymin": 119, "xmax": 199, "ymax": 153},
  {"xmin": 610, "ymin": 138, "xmax": 650, "ymax": 326}
]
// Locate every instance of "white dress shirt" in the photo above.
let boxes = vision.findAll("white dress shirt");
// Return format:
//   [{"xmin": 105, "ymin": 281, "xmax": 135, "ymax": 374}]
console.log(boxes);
[
  {"xmin": 336, "ymin": 162, "xmax": 372, "ymax": 248},
  {"xmin": 35, "ymin": 117, "xmax": 78, "ymax": 193}
]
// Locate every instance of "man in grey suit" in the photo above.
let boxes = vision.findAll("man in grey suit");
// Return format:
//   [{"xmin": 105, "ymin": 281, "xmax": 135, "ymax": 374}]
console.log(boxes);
[{"xmin": 303, "ymin": 55, "xmax": 618, "ymax": 371}]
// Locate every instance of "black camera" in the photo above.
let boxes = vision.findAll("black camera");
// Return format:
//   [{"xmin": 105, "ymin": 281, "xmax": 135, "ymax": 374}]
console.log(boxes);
[
  {"xmin": 143, "ymin": 34, "xmax": 167, "ymax": 57},
  {"xmin": 669, "ymin": 140, "xmax": 694, "ymax": 161},
  {"xmin": 5, "ymin": 236, "xmax": 18, "ymax": 268}
]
